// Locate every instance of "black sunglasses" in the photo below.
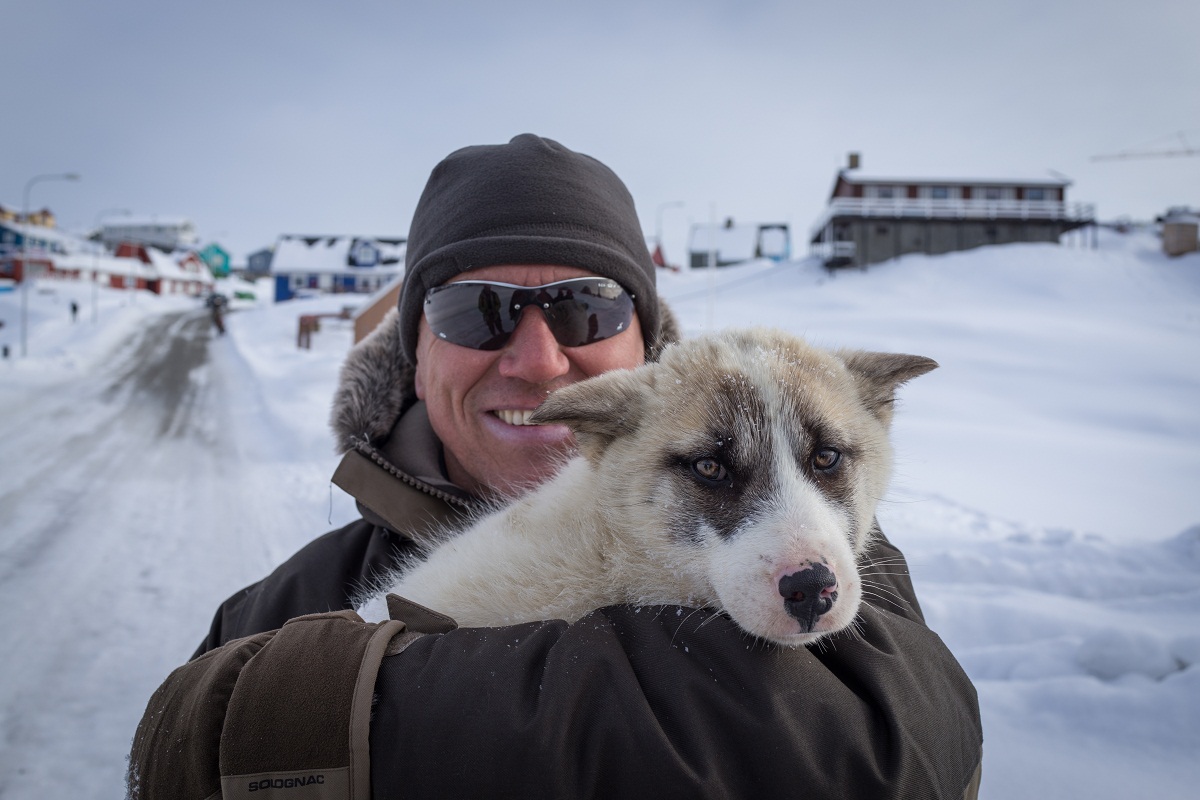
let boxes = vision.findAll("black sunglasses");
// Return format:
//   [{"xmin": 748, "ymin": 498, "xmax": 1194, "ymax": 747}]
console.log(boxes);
[{"xmin": 424, "ymin": 277, "xmax": 636, "ymax": 351}]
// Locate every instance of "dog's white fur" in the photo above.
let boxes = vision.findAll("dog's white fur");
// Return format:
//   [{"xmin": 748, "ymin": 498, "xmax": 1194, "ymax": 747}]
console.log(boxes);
[{"xmin": 358, "ymin": 328, "xmax": 935, "ymax": 647}]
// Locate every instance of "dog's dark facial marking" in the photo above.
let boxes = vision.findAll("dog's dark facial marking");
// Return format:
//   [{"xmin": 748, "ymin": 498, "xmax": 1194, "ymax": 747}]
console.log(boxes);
[
  {"xmin": 671, "ymin": 454, "xmax": 764, "ymax": 542},
  {"xmin": 660, "ymin": 370, "xmax": 781, "ymax": 543},
  {"xmin": 784, "ymin": 409, "xmax": 858, "ymax": 514},
  {"xmin": 804, "ymin": 441, "xmax": 858, "ymax": 543}
]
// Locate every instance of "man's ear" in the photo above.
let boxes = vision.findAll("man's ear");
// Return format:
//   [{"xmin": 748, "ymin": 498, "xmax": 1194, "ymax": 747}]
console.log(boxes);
[
  {"xmin": 838, "ymin": 350, "xmax": 938, "ymax": 426},
  {"xmin": 529, "ymin": 367, "xmax": 654, "ymax": 462}
]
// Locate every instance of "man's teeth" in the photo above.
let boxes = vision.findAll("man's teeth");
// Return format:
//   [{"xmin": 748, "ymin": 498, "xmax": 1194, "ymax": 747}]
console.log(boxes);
[{"xmin": 496, "ymin": 409, "xmax": 537, "ymax": 426}]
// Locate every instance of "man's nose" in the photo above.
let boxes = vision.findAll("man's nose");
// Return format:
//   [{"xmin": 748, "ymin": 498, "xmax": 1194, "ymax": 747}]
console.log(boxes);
[{"xmin": 497, "ymin": 307, "xmax": 571, "ymax": 384}]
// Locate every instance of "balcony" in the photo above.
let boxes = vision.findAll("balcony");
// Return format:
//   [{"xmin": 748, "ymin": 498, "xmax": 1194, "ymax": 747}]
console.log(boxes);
[{"xmin": 810, "ymin": 197, "xmax": 1096, "ymax": 242}]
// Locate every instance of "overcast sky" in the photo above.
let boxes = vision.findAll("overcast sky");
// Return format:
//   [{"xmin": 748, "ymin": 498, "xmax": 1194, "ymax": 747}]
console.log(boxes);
[{"xmin": 3, "ymin": 0, "xmax": 1197, "ymax": 262}]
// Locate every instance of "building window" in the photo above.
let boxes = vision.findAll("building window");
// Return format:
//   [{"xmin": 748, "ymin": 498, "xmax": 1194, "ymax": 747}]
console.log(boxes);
[
  {"xmin": 877, "ymin": 186, "xmax": 895, "ymax": 199},
  {"xmin": 984, "ymin": 187, "xmax": 1002, "ymax": 201},
  {"xmin": 931, "ymin": 186, "xmax": 949, "ymax": 200},
  {"xmin": 875, "ymin": 225, "xmax": 891, "ymax": 236},
  {"xmin": 1027, "ymin": 188, "xmax": 1045, "ymax": 201}
]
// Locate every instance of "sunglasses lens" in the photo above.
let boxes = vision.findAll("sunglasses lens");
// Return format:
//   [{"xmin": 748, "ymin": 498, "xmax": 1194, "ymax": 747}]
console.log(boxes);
[
  {"xmin": 425, "ymin": 282, "xmax": 513, "ymax": 350},
  {"xmin": 425, "ymin": 278, "xmax": 634, "ymax": 351},
  {"xmin": 538, "ymin": 280, "xmax": 633, "ymax": 347}
]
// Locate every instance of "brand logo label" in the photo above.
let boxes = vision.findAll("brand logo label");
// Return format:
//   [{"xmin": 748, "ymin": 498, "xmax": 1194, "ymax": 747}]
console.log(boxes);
[{"xmin": 247, "ymin": 774, "xmax": 326, "ymax": 792}]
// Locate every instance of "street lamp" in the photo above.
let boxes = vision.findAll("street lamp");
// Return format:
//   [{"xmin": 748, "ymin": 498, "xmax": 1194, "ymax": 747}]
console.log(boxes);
[
  {"xmin": 93, "ymin": 208, "xmax": 131, "ymax": 323},
  {"xmin": 95, "ymin": 207, "xmax": 131, "ymax": 240},
  {"xmin": 655, "ymin": 201, "xmax": 685, "ymax": 249},
  {"xmin": 20, "ymin": 172, "xmax": 81, "ymax": 357},
  {"xmin": 655, "ymin": 201, "xmax": 684, "ymax": 271}
]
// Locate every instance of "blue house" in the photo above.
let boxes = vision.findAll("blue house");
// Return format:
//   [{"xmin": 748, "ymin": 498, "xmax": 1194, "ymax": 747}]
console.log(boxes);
[
  {"xmin": 246, "ymin": 247, "xmax": 274, "ymax": 277},
  {"xmin": 0, "ymin": 219, "xmax": 73, "ymax": 257},
  {"xmin": 0, "ymin": 219, "xmax": 78, "ymax": 280},
  {"xmin": 269, "ymin": 234, "xmax": 406, "ymax": 302}
]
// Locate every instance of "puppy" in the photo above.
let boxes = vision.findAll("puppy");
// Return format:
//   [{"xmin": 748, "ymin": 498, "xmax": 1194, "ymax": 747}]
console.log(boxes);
[{"xmin": 359, "ymin": 328, "xmax": 935, "ymax": 647}]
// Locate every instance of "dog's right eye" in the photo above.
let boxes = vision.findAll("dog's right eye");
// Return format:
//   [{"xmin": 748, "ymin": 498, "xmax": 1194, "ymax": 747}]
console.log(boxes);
[
  {"xmin": 812, "ymin": 447, "xmax": 841, "ymax": 472},
  {"xmin": 691, "ymin": 457, "xmax": 731, "ymax": 486}
]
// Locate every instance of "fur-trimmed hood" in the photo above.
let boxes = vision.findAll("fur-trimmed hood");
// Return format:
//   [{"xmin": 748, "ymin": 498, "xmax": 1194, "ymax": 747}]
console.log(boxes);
[{"xmin": 329, "ymin": 301, "xmax": 682, "ymax": 454}]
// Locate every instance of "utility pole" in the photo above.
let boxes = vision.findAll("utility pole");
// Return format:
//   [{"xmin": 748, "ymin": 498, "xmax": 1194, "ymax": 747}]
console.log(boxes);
[
  {"xmin": 93, "ymin": 208, "xmax": 130, "ymax": 323},
  {"xmin": 20, "ymin": 172, "xmax": 80, "ymax": 357},
  {"xmin": 655, "ymin": 201, "xmax": 684, "ymax": 267},
  {"xmin": 707, "ymin": 203, "xmax": 717, "ymax": 331}
]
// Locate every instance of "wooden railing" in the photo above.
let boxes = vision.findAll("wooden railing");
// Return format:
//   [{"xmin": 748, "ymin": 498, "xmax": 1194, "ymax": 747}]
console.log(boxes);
[
  {"xmin": 297, "ymin": 308, "xmax": 354, "ymax": 349},
  {"xmin": 810, "ymin": 198, "xmax": 1096, "ymax": 241}
]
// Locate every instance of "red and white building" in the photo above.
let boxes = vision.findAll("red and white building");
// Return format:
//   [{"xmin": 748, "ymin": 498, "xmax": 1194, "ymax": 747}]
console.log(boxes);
[
  {"xmin": 809, "ymin": 156, "xmax": 1096, "ymax": 268},
  {"xmin": 1, "ymin": 218, "xmax": 214, "ymax": 296}
]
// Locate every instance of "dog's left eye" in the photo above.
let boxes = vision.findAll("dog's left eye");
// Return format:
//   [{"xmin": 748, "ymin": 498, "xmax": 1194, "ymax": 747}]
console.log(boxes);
[
  {"xmin": 691, "ymin": 457, "xmax": 731, "ymax": 486},
  {"xmin": 812, "ymin": 447, "xmax": 841, "ymax": 471}
]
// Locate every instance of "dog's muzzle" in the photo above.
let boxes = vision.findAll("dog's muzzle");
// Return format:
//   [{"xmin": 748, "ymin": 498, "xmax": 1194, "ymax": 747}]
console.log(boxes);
[{"xmin": 778, "ymin": 564, "xmax": 839, "ymax": 631}]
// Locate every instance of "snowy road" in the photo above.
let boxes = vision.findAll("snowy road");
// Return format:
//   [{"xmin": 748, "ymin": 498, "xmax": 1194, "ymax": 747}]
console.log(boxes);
[{"xmin": 0, "ymin": 306, "xmax": 349, "ymax": 798}]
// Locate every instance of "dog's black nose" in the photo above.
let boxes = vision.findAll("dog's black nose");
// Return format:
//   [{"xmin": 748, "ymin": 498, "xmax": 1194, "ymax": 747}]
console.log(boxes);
[{"xmin": 778, "ymin": 564, "xmax": 838, "ymax": 631}]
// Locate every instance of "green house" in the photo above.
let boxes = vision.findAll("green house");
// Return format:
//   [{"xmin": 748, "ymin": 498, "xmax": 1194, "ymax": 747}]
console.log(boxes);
[{"xmin": 199, "ymin": 243, "xmax": 231, "ymax": 277}]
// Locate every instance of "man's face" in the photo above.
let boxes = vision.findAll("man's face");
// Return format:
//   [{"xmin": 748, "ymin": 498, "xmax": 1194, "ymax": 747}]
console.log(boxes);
[{"xmin": 415, "ymin": 264, "xmax": 646, "ymax": 498}]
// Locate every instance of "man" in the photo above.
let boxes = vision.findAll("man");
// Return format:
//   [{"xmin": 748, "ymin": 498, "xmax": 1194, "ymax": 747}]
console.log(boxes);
[{"xmin": 129, "ymin": 135, "xmax": 982, "ymax": 799}]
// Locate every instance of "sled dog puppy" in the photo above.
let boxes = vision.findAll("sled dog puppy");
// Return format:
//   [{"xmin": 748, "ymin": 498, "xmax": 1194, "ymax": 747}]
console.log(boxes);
[{"xmin": 359, "ymin": 328, "xmax": 936, "ymax": 647}]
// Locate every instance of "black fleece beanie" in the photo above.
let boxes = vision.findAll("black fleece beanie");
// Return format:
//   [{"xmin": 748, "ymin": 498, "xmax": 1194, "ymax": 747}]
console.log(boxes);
[{"xmin": 398, "ymin": 134, "xmax": 659, "ymax": 366}]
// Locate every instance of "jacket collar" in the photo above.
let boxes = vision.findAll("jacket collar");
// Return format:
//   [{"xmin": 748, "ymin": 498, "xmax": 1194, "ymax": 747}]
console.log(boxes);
[
  {"xmin": 331, "ymin": 402, "xmax": 477, "ymax": 541},
  {"xmin": 379, "ymin": 401, "xmax": 474, "ymax": 504}
]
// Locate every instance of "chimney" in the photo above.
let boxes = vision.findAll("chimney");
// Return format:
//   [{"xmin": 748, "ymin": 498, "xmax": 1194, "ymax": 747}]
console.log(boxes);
[{"xmin": 847, "ymin": 152, "xmax": 861, "ymax": 170}]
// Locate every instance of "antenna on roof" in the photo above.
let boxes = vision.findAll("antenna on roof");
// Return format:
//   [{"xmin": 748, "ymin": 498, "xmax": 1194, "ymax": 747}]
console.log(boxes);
[{"xmin": 1091, "ymin": 131, "xmax": 1199, "ymax": 161}]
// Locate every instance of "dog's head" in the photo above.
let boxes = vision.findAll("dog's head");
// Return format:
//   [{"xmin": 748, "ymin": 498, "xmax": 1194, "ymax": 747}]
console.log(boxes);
[{"xmin": 530, "ymin": 328, "xmax": 936, "ymax": 646}]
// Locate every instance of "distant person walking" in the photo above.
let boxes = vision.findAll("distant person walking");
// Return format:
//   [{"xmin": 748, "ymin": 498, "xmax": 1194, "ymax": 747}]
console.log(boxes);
[
  {"xmin": 206, "ymin": 293, "xmax": 227, "ymax": 336},
  {"xmin": 70, "ymin": 301, "xmax": 79, "ymax": 323}
]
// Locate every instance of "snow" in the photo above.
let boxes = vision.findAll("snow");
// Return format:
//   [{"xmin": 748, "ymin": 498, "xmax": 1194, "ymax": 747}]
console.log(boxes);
[
  {"xmin": 1, "ymin": 228, "xmax": 1198, "ymax": 798},
  {"xmin": 56, "ymin": 250, "xmax": 155, "ymax": 281},
  {"xmin": 688, "ymin": 222, "xmax": 761, "ymax": 263},
  {"xmin": 271, "ymin": 234, "xmax": 406, "ymax": 272}
]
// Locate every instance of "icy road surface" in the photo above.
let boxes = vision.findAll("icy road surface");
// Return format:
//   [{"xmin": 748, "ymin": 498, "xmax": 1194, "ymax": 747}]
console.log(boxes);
[{"xmin": 0, "ymin": 305, "xmax": 351, "ymax": 797}]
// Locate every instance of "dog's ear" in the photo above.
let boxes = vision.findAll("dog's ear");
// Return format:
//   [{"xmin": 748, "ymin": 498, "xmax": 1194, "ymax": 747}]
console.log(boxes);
[
  {"xmin": 839, "ymin": 351, "xmax": 938, "ymax": 426},
  {"xmin": 529, "ymin": 367, "xmax": 653, "ymax": 462}
]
